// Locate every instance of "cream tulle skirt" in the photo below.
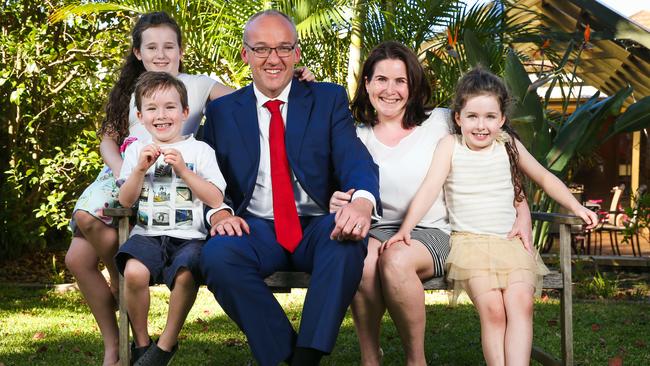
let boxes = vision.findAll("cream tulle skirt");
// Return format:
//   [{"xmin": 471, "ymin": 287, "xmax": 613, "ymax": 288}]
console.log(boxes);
[{"xmin": 445, "ymin": 232, "xmax": 549, "ymax": 305}]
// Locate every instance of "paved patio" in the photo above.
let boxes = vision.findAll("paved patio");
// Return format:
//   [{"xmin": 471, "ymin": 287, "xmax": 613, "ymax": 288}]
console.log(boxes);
[{"xmin": 545, "ymin": 228, "xmax": 650, "ymax": 257}]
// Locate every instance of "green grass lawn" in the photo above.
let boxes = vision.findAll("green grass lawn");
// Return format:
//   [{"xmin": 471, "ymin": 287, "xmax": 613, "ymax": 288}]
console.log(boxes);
[{"xmin": 0, "ymin": 285, "xmax": 648, "ymax": 365}]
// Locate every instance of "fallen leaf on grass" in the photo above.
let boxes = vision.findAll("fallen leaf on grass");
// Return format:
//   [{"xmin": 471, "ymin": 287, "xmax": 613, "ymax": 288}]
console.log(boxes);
[
  {"xmin": 547, "ymin": 319, "xmax": 558, "ymax": 327},
  {"xmin": 223, "ymin": 338, "xmax": 245, "ymax": 347},
  {"xmin": 36, "ymin": 345, "xmax": 47, "ymax": 353},
  {"xmin": 634, "ymin": 340, "xmax": 646, "ymax": 348},
  {"xmin": 202, "ymin": 325, "xmax": 209, "ymax": 333},
  {"xmin": 32, "ymin": 332, "xmax": 45, "ymax": 340},
  {"xmin": 599, "ymin": 337, "xmax": 607, "ymax": 347},
  {"xmin": 591, "ymin": 323, "xmax": 601, "ymax": 332},
  {"xmin": 195, "ymin": 317, "xmax": 206, "ymax": 324},
  {"xmin": 72, "ymin": 347, "xmax": 80, "ymax": 353},
  {"xmin": 608, "ymin": 356, "xmax": 623, "ymax": 366},
  {"xmin": 203, "ymin": 309, "xmax": 211, "ymax": 316}
]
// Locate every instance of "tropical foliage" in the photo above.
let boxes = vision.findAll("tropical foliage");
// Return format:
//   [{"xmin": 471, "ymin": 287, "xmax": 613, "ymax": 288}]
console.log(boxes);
[
  {"xmin": 499, "ymin": 34, "xmax": 650, "ymax": 247},
  {"xmin": 2, "ymin": 0, "xmax": 650, "ymax": 256},
  {"xmin": 0, "ymin": 0, "xmax": 130, "ymax": 257}
]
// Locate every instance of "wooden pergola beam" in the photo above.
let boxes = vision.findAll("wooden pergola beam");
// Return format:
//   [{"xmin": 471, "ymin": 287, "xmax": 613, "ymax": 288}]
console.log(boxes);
[{"xmin": 569, "ymin": 0, "xmax": 650, "ymax": 49}]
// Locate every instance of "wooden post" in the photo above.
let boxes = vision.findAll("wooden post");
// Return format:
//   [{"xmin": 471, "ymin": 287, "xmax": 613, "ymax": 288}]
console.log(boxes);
[
  {"xmin": 105, "ymin": 207, "xmax": 133, "ymax": 366},
  {"xmin": 531, "ymin": 212, "xmax": 580, "ymax": 366},
  {"xmin": 631, "ymin": 131, "xmax": 640, "ymax": 207},
  {"xmin": 559, "ymin": 222, "xmax": 574, "ymax": 365},
  {"xmin": 118, "ymin": 215, "xmax": 130, "ymax": 366}
]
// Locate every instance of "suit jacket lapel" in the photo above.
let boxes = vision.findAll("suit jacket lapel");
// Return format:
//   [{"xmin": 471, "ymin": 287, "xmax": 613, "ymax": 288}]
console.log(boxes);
[
  {"xmin": 233, "ymin": 85, "xmax": 260, "ymax": 163},
  {"xmin": 286, "ymin": 80, "xmax": 313, "ymax": 164}
]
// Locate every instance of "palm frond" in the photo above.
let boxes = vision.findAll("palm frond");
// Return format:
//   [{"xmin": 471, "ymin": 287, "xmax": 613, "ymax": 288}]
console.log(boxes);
[{"xmin": 50, "ymin": 3, "xmax": 139, "ymax": 23}]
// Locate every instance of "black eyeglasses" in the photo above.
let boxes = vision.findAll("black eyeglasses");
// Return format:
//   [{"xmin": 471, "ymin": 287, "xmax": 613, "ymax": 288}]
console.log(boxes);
[{"xmin": 244, "ymin": 42, "xmax": 297, "ymax": 58}]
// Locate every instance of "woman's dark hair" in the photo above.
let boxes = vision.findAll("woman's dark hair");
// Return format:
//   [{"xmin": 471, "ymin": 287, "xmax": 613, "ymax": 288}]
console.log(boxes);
[
  {"xmin": 99, "ymin": 12, "xmax": 183, "ymax": 143},
  {"xmin": 351, "ymin": 41, "xmax": 432, "ymax": 129},
  {"xmin": 451, "ymin": 66, "xmax": 526, "ymax": 203}
]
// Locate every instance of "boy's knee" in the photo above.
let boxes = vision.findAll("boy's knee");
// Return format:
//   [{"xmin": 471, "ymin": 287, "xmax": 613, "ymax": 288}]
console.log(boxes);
[
  {"xmin": 174, "ymin": 268, "xmax": 196, "ymax": 288},
  {"xmin": 124, "ymin": 259, "xmax": 150, "ymax": 287}
]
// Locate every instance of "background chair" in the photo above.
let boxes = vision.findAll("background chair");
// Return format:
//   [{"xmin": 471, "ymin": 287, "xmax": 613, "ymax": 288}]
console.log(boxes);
[
  {"xmin": 595, "ymin": 184, "xmax": 647, "ymax": 256},
  {"xmin": 590, "ymin": 184, "xmax": 625, "ymax": 255}
]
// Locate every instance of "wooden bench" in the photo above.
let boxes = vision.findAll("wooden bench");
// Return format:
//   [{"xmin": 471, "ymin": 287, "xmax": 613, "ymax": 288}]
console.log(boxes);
[{"xmin": 105, "ymin": 208, "xmax": 578, "ymax": 366}]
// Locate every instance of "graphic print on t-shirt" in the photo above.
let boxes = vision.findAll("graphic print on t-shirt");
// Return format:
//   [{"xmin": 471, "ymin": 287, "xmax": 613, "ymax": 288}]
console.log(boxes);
[{"xmin": 137, "ymin": 154, "xmax": 196, "ymax": 231}]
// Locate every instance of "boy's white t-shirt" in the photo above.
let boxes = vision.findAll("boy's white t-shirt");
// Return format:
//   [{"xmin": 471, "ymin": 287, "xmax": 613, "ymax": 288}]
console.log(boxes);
[{"xmin": 119, "ymin": 136, "xmax": 226, "ymax": 240}]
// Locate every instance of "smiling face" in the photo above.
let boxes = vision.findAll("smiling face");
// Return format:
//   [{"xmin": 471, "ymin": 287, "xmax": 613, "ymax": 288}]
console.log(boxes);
[
  {"xmin": 365, "ymin": 59, "xmax": 409, "ymax": 123},
  {"xmin": 137, "ymin": 86, "xmax": 188, "ymax": 144},
  {"xmin": 454, "ymin": 93, "xmax": 506, "ymax": 151},
  {"xmin": 241, "ymin": 14, "xmax": 300, "ymax": 98},
  {"xmin": 134, "ymin": 25, "xmax": 182, "ymax": 75}
]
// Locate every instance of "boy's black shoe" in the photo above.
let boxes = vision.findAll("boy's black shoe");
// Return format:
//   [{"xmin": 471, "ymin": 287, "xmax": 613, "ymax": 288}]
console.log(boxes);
[
  {"xmin": 130, "ymin": 338, "xmax": 153, "ymax": 366},
  {"xmin": 134, "ymin": 341, "xmax": 178, "ymax": 366}
]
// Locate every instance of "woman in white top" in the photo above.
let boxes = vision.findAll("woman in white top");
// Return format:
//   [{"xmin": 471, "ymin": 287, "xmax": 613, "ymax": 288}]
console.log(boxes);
[
  {"xmin": 330, "ymin": 41, "xmax": 533, "ymax": 366},
  {"xmin": 65, "ymin": 12, "xmax": 313, "ymax": 366}
]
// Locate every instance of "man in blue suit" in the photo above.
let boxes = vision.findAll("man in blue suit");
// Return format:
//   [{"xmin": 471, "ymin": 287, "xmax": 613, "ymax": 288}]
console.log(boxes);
[{"xmin": 200, "ymin": 9, "xmax": 380, "ymax": 366}]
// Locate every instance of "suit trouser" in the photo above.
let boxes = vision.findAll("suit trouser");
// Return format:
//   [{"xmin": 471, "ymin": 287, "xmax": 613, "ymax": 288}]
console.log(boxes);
[{"xmin": 200, "ymin": 213, "xmax": 367, "ymax": 366}]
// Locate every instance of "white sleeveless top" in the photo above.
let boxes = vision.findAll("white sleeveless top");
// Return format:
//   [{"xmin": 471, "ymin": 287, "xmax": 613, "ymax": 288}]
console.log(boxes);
[
  {"xmin": 357, "ymin": 108, "xmax": 452, "ymax": 232},
  {"xmin": 444, "ymin": 136, "xmax": 515, "ymax": 237},
  {"xmin": 128, "ymin": 73, "xmax": 217, "ymax": 142}
]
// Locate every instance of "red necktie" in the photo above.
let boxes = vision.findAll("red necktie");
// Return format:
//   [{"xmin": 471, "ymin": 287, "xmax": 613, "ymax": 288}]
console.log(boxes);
[{"xmin": 264, "ymin": 100, "xmax": 302, "ymax": 252}]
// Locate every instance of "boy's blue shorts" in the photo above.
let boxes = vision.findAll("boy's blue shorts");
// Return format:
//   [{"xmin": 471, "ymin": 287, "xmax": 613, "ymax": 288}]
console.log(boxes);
[{"xmin": 115, "ymin": 235, "xmax": 203, "ymax": 289}]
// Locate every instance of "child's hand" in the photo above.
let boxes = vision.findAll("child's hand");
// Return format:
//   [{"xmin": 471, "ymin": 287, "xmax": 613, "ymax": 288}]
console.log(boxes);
[
  {"xmin": 137, "ymin": 144, "xmax": 160, "ymax": 172},
  {"xmin": 508, "ymin": 213, "xmax": 534, "ymax": 256},
  {"xmin": 574, "ymin": 205, "xmax": 599, "ymax": 230},
  {"xmin": 295, "ymin": 66, "xmax": 316, "ymax": 82},
  {"xmin": 329, "ymin": 189, "xmax": 355, "ymax": 213},
  {"xmin": 162, "ymin": 148, "xmax": 187, "ymax": 177},
  {"xmin": 381, "ymin": 230, "xmax": 411, "ymax": 253}
]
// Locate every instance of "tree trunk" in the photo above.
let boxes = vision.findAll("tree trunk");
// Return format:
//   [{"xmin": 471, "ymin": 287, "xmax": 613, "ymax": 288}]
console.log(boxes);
[{"xmin": 346, "ymin": 0, "xmax": 365, "ymax": 99}]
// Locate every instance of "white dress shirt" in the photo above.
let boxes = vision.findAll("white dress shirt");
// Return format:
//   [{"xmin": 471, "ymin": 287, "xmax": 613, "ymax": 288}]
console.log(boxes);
[
  {"xmin": 207, "ymin": 81, "xmax": 377, "ymax": 223},
  {"xmin": 247, "ymin": 81, "xmax": 323, "ymax": 219}
]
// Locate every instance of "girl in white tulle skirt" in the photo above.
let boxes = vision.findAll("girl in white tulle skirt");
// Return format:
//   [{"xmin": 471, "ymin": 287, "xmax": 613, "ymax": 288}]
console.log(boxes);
[{"xmin": 386, "ymin": 67, "xmax": 598, "ymax": 365}]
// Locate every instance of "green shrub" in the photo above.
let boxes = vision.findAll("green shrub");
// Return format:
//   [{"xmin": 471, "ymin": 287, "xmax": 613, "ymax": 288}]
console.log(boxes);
[
  {"xmin": 0, "ymin": 1, "xmax": 130, "ymax": 258},
  {"xmin": 576, "ymin": 271, "xmax": 619, "ymax": 299}
]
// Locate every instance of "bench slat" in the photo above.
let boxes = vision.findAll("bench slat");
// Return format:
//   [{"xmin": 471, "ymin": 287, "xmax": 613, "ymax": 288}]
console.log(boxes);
[
  {"xmin": 531, "ymin": 212, "xmax": 583, "ymax": 225},
  {"xmin": 265, "ymin": 271, "xmax": 564, "ymax": 290}
]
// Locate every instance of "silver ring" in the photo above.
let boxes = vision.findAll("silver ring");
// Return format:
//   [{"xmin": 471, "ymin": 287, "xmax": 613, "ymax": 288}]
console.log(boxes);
[{"xmin": 355, "ymin": 224, "xmax": 362, "ymax": 229}]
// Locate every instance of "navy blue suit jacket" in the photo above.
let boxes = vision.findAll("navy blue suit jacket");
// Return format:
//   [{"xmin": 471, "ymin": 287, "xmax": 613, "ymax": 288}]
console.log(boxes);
[{"xmin": 203, "ymin": 78, "xmax": 380, "ymax": 217}]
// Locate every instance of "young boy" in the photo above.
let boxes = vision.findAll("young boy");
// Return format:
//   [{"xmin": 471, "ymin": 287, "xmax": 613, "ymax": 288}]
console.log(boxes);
[{"xmin": 115, "ymin": 71, "xmax": 225, "ymax": 366}]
